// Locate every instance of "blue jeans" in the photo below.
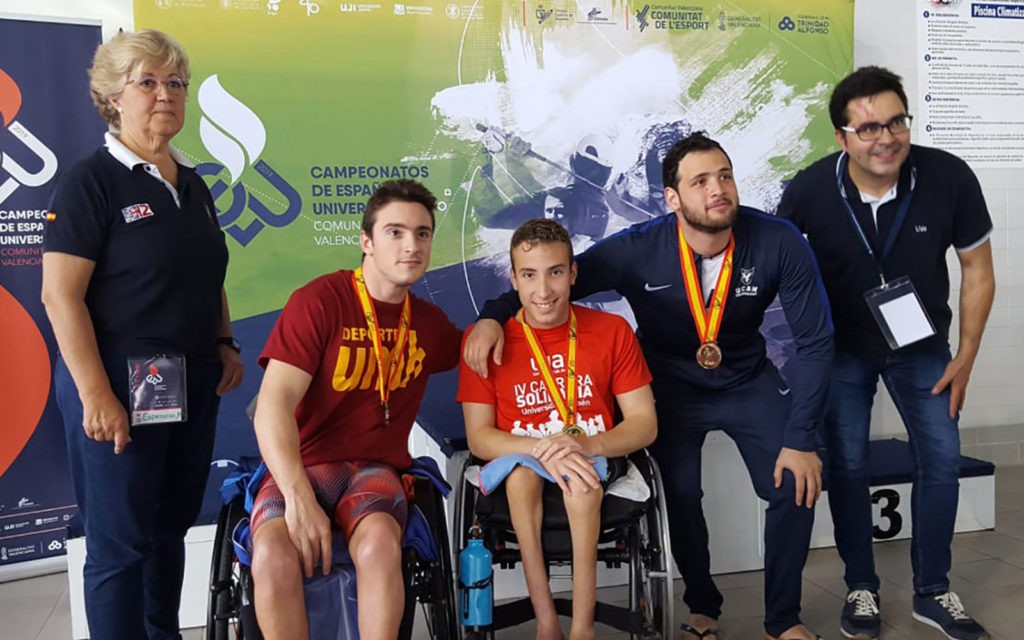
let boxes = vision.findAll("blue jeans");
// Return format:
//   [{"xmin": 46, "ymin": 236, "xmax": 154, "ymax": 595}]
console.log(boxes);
[
  {"xmin": 55, "ymin": 354, "xmax": 221, "ymax": 640},
  {"xmin": 826, "ymin": 346, "xmax": 960, "ymax": 596}
]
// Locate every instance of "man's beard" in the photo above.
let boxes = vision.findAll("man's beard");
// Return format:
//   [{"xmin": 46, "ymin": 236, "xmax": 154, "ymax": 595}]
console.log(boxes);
[{"xmin": 680, "ymin": 201, "xmax": 737, "ymax": 233}]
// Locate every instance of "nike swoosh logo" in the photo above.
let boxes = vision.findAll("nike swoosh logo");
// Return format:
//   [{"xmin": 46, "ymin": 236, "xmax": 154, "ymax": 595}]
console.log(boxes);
[
  {"xmin": 644, "ymin": 283, "xmax": 672, "ymax": 292},
  {"xmin": 778, "ymin": 388, "xmax": 791, "ymax": 396}
]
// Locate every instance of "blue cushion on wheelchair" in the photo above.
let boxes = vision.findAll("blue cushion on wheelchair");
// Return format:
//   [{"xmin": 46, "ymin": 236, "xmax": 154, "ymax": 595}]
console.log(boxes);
[
  {"xmin": 230, "ymin": 525, "xmax": 360, "ymax": 639},
  {"xmin": 304, "ymin": 565, "xmax": 360, "ymax": 640}
]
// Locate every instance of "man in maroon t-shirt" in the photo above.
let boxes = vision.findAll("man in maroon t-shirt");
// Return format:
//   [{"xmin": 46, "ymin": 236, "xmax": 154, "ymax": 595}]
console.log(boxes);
[{"xmin": 250, "ymin": 179, "xmax": 462, "ymax": 640}]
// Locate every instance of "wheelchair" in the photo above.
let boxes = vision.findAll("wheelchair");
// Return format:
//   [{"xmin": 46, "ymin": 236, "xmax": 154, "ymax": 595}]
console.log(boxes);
[
  {"xmin": 451, "ymin": 448, "xmax": 674, "ymax": 639},
  {"xmin": 206, "ymin": 459, "xmax": 458, "ymax": 640}
]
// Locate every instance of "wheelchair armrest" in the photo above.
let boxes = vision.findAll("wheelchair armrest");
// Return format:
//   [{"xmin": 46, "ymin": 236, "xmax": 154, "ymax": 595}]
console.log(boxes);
[{"xmin": 626, "ymin": 448, "xmax": 658, "ymax": 485}]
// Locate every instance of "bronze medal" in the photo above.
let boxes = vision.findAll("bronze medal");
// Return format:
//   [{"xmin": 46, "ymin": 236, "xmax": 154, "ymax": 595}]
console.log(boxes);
[
  {"xmin": 563, "ymin": 424, "xmax": 585, "ymax": 436},
  {"xmin": 677, "ymin": 223, "xmax": 734, "ymax": 374},
  {"xmin": 696, "ymin": 342, "xmax": 722, "ymax": 370}
]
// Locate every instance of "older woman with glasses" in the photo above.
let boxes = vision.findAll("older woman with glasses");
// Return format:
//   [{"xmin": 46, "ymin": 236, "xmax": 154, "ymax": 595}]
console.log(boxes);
[{"xmin": 41, "ymin": 29, "xmax": 243, "ymax": 640}]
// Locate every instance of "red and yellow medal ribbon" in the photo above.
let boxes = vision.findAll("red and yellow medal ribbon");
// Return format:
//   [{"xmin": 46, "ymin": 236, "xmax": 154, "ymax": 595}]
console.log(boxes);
[
  {"xmin": 352, "ymin": 266, "xmax": 411, "ymax": 416},
  {"xmin": 517, "ymin": 307, "xmax": 578, "ymax": 427},
  {"xmin": 677, "ymin": 221, "xmax": 734, "ymax": 345}
]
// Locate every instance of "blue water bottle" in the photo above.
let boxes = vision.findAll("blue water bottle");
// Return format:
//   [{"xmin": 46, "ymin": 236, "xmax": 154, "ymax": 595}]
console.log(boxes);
[{"xmin": 459, "ymin": 526, "xmax": 493, "ymax": 630}]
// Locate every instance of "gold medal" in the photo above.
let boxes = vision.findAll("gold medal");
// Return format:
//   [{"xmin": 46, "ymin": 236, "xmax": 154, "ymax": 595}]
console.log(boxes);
[
  {"xmin": 519, "ymin": 309, "xmax": 583, "ymax": 435},
  {"xmin": 696, "ymin": 342, "xmax": 722, "ymax": 370},
  {"xmin": 353, "ymin": 267, "xmax": 411, "ymax": 429}
]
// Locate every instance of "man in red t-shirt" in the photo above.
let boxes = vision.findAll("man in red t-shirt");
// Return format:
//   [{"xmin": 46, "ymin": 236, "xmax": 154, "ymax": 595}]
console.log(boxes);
[
  {"xmin": 458, "ymin": 218, "xmax": 657, "ymax": 640},
  {"xmin": 250, "ymin": 179, "xmax": 462, "ymax": 640}
]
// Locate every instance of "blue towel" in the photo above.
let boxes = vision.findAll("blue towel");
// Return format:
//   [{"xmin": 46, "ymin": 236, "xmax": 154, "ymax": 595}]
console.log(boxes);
[{"xmin": 479, "ymin": 453, "xmax": 608, "ymax": 495}]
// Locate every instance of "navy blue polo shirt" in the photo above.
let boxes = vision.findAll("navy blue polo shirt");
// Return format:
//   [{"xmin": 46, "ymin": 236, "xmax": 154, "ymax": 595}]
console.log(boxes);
[
  {"xmin": 482, "ymin": 208, "xmax": 834, "ymax": 451},
  {"xmin": 43, "ymin": 136, "xmax": 228, "ymax": 359},
  {"xmin": 778, "ymin": 145, "xmax": 992, "ymax": 358}
]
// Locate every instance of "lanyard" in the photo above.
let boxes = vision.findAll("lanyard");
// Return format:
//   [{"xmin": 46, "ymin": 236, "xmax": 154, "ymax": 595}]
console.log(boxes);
[
  {"xmin": 835, "ymin": 152, "xmax": 916, "ymax": 285},
  {"xmin": 517, "ymin": 307, "xmax": 578, "ymax": 427},
  {"xmin": 677, "ymin": 221, "xmax": 734, "ymax": 345},
  {"xmin": 352, "ymin": 267, "xmax": 411, "ymax": 423}
]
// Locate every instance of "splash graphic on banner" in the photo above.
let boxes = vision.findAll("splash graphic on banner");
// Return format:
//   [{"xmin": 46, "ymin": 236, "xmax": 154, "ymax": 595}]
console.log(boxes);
[{"xmin": 136, "ymin": 0, "xmax": 853, "ymax": 446}]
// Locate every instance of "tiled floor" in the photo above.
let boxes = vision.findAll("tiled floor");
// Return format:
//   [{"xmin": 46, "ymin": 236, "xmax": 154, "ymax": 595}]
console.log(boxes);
[{"xmin": 5, "ymin": 466, "xmax": 1022, "ymax": 639}]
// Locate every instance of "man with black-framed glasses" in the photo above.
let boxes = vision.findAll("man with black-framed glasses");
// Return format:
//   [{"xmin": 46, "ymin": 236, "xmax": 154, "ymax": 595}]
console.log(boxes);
[{"xmin": 779, "ymin": 66, "xmax": 995, "ymax": 640}]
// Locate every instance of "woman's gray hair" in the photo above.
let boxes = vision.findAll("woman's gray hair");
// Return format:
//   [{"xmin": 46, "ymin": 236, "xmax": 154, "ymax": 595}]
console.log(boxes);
[{"xmin": 88, "ymin": 29, "xmax": 190, "ymax": 127}]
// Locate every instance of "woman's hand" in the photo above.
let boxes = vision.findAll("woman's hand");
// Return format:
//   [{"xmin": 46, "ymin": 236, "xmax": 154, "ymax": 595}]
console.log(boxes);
[
  {"xmin": 216, "ymin": 345, "xmax": 244, "ymax": 395},
  {"xmin": 82, "ymin": 390, "xmax": 131, "ymax": 454}
]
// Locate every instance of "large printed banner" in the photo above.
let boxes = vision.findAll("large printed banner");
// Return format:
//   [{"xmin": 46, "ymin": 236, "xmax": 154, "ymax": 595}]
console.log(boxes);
[
  {"xmin": 0, "ymin": 16, "xmax": 104, "ymax": 568},
  {"xmin": 135, "ymin": 0, "xmax": 853, "ymax": 453}
]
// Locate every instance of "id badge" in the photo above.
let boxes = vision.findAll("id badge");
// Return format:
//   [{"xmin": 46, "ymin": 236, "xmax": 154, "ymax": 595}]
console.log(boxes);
[
  {"xmin": 128, "ymin": 355, "xmax": 187, "ymax": 426},
  {"xmin": 863, "ymin": 276, "xmax": 936, "ymax": 350}
]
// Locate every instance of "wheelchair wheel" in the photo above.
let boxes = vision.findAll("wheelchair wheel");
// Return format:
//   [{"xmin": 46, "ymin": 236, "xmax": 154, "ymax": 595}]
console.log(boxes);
[
  {"xmin": 629, "ymin": 454, "xmax": 674, "ymax": 640},
  {"xmin": 207, "ymin": 497, "xmax": 245, "ymax": 640},
  {"xmin": 409, "ymin": 476, "xmax": 459, "ymax": 640}
]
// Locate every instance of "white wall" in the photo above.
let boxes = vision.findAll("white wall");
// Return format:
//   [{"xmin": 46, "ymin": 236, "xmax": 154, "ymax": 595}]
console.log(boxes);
[
  {"xmin": 854, "ymin": 0, "xmax": 1024, "ymax": 439},
  {"xmin": 0, "ymin": 0, "xmax": 132, "ymax": 39},
  {"xmin": 5, "ymin": 0, "xmax": 1020, "ymax": 439}
]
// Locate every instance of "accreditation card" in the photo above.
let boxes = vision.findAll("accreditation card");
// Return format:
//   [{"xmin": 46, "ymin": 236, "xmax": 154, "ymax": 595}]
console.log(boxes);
[
  {"xmin": 863, "ymin": 276, "xmax": 936, "ymax": 350},
  {"xmin": 127, "ymin": 355, "xmax": 187, "ymax": 426}
]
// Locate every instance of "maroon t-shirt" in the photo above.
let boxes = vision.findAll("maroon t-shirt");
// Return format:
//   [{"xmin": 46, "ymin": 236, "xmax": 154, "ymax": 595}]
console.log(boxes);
[{"xmin": 259, "ymin": 269, "xmax": 462, "ymax": 469}]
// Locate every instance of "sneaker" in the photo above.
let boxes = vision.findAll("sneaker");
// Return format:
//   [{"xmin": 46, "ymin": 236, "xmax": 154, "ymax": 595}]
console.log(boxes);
[
  {"xmin": 840, "ymin": 589, "xmax": 880, "ymax": 639},
  {"xmin": 912, "ymin": 592, "xmax": 991, "ymax": 640}
]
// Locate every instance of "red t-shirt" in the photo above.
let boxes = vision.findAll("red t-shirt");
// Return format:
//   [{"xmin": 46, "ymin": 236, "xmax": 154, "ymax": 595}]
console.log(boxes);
[
  {"xmin": 259, "ymin": 270, "xmax": 462, "ymax": 469},
  {"xmin": 457, "ymin": 305, "xmax": 651, "ymax": 437}
]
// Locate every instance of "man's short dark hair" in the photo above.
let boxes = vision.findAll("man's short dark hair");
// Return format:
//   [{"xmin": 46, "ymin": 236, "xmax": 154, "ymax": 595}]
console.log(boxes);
[
  {"xmin": 510, "ymin": 218, "xmax": 573, "ymax": 269},
  {"xmin": 829, "ymin": 66, "xmax": 909, "ymax": 129},
  {"xmin": 361, "ymin": 179, "xmax": 437, "ymax": 235},
  {"xmin": 661, "ymin": 131, "xmax": 732, "ymax": 192}
]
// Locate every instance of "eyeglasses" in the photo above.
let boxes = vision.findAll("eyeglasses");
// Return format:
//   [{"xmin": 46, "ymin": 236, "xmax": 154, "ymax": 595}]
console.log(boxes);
[
  {"xmin": 126, "ymin": 75, "xmax": 189, "ymax": 95},
  {"xmin": 840, "ymin": 115, "xmax": 913, "ymax": 141}
]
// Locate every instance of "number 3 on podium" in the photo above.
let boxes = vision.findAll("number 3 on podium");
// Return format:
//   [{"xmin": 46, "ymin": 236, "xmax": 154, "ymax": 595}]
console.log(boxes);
[{"xmin": 871, "ymin": 488, "xmax": 903, "ymax": 540}]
